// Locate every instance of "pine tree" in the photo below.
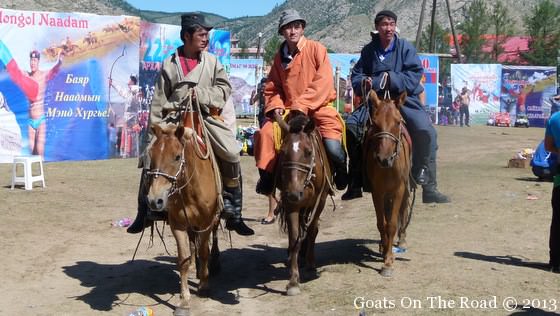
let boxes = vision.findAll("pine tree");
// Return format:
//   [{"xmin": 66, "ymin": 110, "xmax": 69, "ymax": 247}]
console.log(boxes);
[{"xmin": 522, "ymin": 0, "xmax": 560, "ymax": 66}]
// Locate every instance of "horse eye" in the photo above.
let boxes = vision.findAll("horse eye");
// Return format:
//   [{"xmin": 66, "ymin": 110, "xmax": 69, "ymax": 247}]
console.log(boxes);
[{"xmin": 175, "ymin": 155, "xmax": 181, "ymax": 161}]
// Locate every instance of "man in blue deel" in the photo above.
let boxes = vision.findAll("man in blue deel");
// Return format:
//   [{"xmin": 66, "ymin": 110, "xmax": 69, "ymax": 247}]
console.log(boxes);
[{"xmin": 344, "ymin": 10, "xmax": 449, "ymax": 203}]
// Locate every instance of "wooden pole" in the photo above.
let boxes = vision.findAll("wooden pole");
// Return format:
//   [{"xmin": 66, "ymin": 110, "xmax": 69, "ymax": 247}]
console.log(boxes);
[
  {"xmin": 415, "ymin": 0, "xmax": 428, "ymax": 49},
  {"xmin": 445, "ymin": 0, "xmax": 462, "ymax": 62},
  {"xmin": 429, "ymin": 0, "xmax": 437, "ymax": 53}
]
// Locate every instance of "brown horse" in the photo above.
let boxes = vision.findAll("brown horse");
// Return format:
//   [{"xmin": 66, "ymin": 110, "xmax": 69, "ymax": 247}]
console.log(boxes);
[
  {"xmin": 275, "ymin": 114, "xmax": 332, "ymax": 296},
  {"xmin": 364, "ymin": 91, "xmax": 412, "ymax": 277},
  {"xmin": 146, "ymin": 124, "xmax": 220, "ymax": 316}
]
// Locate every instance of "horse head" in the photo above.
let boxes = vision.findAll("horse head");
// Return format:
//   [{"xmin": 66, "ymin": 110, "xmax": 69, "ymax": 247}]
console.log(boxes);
[
  {"xmin": 278, "ymin": 113, "xmax": 317, "ymax": 204},
  {"xmin": 368, "ymin": 90, "xmax": 407, "ymax": 168},
  {"xmin": 146, "ymin": 124, "xmax": 194, "ymax": 212}
]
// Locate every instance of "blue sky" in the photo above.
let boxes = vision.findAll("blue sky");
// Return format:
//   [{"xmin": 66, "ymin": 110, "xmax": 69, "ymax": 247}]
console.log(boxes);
[{"xmin": 125, "ymin": 0, "xmax": 286, "ymax": 18}]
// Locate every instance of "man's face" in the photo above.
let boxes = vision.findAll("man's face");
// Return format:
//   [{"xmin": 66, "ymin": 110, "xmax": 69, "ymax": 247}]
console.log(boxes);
[
  {"xmin": 281, "ymin": 21, "xmax": 304, "ymax": 46},
  {"xmin": 375, "ymin": 17, "xmax": 397, "ymax": 43},
  {"xmin": 30, "ymin": 57, "xmax": 39, "ymax": 72},
  {"xmin": 185, "ymin": 28, "xmax": 210, "ymax": 53}
]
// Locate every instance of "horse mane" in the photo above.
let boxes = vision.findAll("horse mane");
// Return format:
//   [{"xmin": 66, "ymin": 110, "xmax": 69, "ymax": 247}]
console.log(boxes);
[{"xmin": 288, "ymin": 114, "xmax": 310, "ymax": 133}]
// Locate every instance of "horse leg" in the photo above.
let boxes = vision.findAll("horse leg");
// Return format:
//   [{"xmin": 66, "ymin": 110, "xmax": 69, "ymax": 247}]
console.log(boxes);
[
  {"xmin": 187, "ymin": 230, "xmax": 197, "ymax": 277},
  {"xmin": 197, "ymin": 230, "xmax": 212, "ymax": 297},
  {"xmin": 171, "ymin": 227, "xmax": 192, "ymax": 315},
  {"xmin": 381, "ymin": 189, "xmax": 405, "ymax": 277},
  {"xmin": 305, "ymin": 198, "xmax": 325, "ymax": 272},
  {"xmin": 372, "ymin": 194, "xmax": 386, "ymax": 255},
  {"xmin": 397, "ymin": 188, "xmax": 410, "ymax": 250},
  {"xmin": 286, "ymin": 210, "xmax": 302, "ymax": 296},
  {"xmin": 209, "ymin": 225, "xmax": 221, "ymax": 276}
]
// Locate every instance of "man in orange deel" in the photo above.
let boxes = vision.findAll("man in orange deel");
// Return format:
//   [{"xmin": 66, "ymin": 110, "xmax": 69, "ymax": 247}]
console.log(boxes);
[{"xmin": 253, "ymin": 9, "xmax": 347, "ymax": 195}]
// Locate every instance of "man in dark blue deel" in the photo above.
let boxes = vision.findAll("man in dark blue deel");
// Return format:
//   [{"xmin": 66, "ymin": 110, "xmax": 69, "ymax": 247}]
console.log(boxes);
[{"xmin": 343, "ymin": 10, "xmax": 449, "ymax": 203}]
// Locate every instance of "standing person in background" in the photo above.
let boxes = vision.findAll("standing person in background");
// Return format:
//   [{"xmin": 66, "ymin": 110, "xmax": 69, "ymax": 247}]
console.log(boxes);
[
  {"xmin": 346, "ymin": 10, "xmax": 449, "ymax": 203},
  {"xmin": 459, "ymin": 86, "xmax": 470, "ymax": 127},
  {"xmin": 251, "ymin": 75, "xmax": 277, "ymax": 225},
  {"xmin": 544, "ymin": 110, "xmax": 560, "ymax": 273},
  {"xmin": 108, "ymin": 123, "xmax": 117, "ymax": 158},
  {"xmin": 0, "ymin": 41, "xmax": 63, "ymax": 156}
]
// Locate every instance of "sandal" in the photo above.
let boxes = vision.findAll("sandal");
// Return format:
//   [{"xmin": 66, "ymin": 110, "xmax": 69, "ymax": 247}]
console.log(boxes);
[{"xmin": 260, "ymin": 216, "xmax": 276, "ymax": 225}]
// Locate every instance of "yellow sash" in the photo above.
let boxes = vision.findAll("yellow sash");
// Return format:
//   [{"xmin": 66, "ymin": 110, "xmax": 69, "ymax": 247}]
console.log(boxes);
[{"xmin": 272, "ymin": 103, "xmax": 347, "ymax": 154}]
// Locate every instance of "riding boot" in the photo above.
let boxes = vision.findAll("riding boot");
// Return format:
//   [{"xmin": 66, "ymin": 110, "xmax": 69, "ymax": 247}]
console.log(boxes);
[
  {"xmin": 256, "ymin": 168, "xmax": 275, "ymax": 196},
  {"xmin": 341, "ymin": 143, "xmax": 363, "ymax": 200},
  {"xmin": 221, "ymin": 162, "xmax": 254, "ymax": 236},
  {"xmin": 341, "ymin": 164, "xmax": 363, "ymax": 200},
  {"xmin": 422, "ymin": 159, "xmax": 450, "ymax": 204},
  {"xmin": 324, "ymin": 138, "xmax": 348, "ymax": 190},
  {"xmin": 127, "ymin": 170, "xmax": 153, "ymax": 234}
]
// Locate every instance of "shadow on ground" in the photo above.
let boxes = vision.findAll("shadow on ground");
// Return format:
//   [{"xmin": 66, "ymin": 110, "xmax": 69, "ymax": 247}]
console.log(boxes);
[{"xmin": 63, "ymin": 238, "xmax": 385, "ymax": 311}]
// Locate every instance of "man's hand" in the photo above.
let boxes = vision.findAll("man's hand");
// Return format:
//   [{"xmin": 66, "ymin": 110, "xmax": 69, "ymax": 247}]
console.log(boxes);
[
  {"xmin": 362, "ymin": 77, "xmax": 372, "ymax": 95},
  {"xmin": 273, "ymin": 108, "xmax": 284, "ymax": 117}
]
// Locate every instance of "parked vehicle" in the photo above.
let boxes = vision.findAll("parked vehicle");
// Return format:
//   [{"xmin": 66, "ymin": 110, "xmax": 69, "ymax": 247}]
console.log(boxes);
[
  {"xmin": 514, "ymin": 114, "xmax": 530, "ymax": 128},
  {"xmin": 494, "ymin": 112, "xmax": 511, "ymax": 127}
]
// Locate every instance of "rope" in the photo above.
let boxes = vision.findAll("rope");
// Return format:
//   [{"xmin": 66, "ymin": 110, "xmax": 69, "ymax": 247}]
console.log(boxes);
[{"xmin": 184, "ymin": 93, "xmax": 224, "ymax": 214}]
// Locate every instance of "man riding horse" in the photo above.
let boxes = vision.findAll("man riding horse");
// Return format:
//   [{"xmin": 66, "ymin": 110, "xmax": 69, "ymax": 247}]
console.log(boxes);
[
  {"xmin": 127, "ymin": 13, "xmax": 254, "ymax": 236},
  {"xmin": 344, "ymin": 10, "xmax": 450, "ymax": 204},
  {"xmin": 254, "ymin": 9, "xmax": 348, "ymax": 196}
]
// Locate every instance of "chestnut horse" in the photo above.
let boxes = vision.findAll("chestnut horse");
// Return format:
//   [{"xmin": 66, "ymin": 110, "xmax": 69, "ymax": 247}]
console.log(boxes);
[
  {"xmin": 275, "ymin": 114, "xmax": 332, "ymax": 296},
  {"xmin": 364, "ymin": 91, "xmax": 412, "ymax": 277},
  {"xmin": 146, "ymin": 124, "xmax": 220, "ymax": 316}
]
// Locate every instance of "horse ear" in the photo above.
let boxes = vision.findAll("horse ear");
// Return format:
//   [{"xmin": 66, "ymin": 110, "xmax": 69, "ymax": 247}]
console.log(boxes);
[
  {"xmin": 274, "ymin": 111, "xmax": 289, "ymax": 133},
  {"xmin": 175, "ymin": 125, "xmax": 185, "ymax": 141},
  {"xmin": 368, "ymin": 90, "xmax": 380, "ymax": 109},
  {"xmin": 303, "ymin": 117, "xmax": 315, "ymax": 133},
  {"xmin": 397, "ymin": 91, "xmax": 407, "ymax": 107},
  {"xmin": 151, "ymin": 124, "xmax": 163, "ymax": 138}
]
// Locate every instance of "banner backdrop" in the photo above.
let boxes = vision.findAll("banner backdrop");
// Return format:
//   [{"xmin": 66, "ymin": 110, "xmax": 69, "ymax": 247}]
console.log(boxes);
[
  {"xmin": 0, "ymin": 8, "xmax": 140, "ymax": 162},
  {"xmin": 229, "ymin": 59, "xmax": 263, "ymax": 116},
  {"xmin": 418, "ymin": 54, "xmax": 439, "ymax": 123},
  {"xmin": 501, "ymin": 66, "xmax": 557, "ymax": 128},
  {"xmin": 450, "ymin": 64, "xmax": 502, "ymax": 125}
]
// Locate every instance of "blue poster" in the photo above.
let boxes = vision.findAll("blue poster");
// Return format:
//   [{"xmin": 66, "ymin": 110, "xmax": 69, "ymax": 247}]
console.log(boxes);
[
  {"xmin": 419, "ymin": 54, "xmax": 439, "ymax": 123},
  {"xmin": 501, "ymin": 66, "xmax": 557, "ymax": 128},
  {"xmin": 0, "ymin": 8, "xmax": 140, "ymax": 162}
]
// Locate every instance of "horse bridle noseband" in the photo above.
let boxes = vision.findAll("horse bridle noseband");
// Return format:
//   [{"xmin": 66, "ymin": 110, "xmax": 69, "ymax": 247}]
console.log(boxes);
[
  {"xmin": 281, "ymin": 137, "xmax": 317, "ymax": 187},
  {"xmin": 371, "ymin": 120, "xmax": 404, "ymax": 161},
  {"xmin": 146, "ymin": 151, "xmax": 188, "ymax": 197}
]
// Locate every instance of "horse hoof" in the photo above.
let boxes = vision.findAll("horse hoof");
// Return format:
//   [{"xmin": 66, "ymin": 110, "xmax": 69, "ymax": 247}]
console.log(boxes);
[
  {"xmin": 286, "ymin": 285, "xmax": 301, "ymax": 296},
  {"xmin": 397, "ymin": 241, "xmax": 408, "ymax": 250},
  {"xmin": 174, "ymin": 307, "xmax": 191, "ymax": 316},
  {"xmin": 380, "ymin": 266, "xmax": 393, "ymax": 278}
]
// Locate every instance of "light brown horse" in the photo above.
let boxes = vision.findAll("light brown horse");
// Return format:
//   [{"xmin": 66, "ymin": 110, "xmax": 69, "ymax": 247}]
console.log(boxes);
[
  {"xmin": 364, "ymin": 90, "xmax": 412, "ymax": 277},
  {"xmin": 146, "ymin": 124, "xmax": 220, "ymax": 316},
  {"xmin": 275, "ymin": 114, "xmax": 332, "ymax": 296}
]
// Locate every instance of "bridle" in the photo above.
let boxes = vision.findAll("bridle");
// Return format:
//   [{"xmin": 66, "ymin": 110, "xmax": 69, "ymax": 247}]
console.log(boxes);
[
  {"xmin": 371, "ymin": 120, "xmax": 404, "ymax": 162},
  {"xmin": 281, "ymin": 134, "xmax": 317, "ymax": 188},
  {"xmin": 146, "ymin": 150, "xmax": 190, "ymax": 197}
]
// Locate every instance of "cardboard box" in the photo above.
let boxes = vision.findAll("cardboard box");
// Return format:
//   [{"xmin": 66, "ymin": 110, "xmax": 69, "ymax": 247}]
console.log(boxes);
[{"xmin": 508, "ymin": 158, "xmax": 530, "ymax": 168}]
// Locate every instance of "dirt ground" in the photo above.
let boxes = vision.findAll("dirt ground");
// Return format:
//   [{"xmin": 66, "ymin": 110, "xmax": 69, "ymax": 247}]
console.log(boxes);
[{"xmin": 1, "ymin": 125, "xmax": 559, "ymax": 316}]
